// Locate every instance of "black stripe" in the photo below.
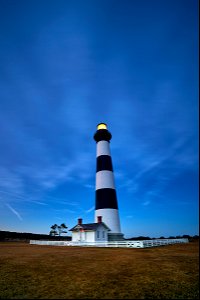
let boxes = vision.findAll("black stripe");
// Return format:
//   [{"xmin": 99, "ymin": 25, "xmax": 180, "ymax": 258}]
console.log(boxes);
[
  {"xmin": 95, "ymin": 188, "xmax": 118, "ymax": 209},
  {"xmin": 94, "ymin": 129, "xmax": 112, "ymax": 142},
  {"xmin": 96, "ymin": 155, "xmax": 113, "ymax": 172}
]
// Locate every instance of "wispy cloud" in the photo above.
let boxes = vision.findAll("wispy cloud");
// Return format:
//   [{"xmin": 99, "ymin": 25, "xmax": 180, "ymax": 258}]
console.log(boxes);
[
  {"xmin": 29, "ymin": 200, "xmax": 48, "ymax": 206},
  {"xmin": 85, "ymin": 206, "xmax": 94, "ymax": 214},
  {"xmin": 17, "ymin": 150, "xmax": 94, "ymax": 191},
  {"xmin": 134, "ymin": 138, "xmax": 188, "ymax": 181},
  {"xmin": 54, "ymin": 208, "xmax": 75, "ymax": 214},
  {"xmin": 53, "ymin": 200, "xmax": 79, "ymax": 206},
  {"xmin": 0, "ymin": 189, "xmax": 48, "ymax": 206},
  {"xmin": 0, "ymin": 167, "xmax": 24, "ymax": 195},
  {"xmin": 142, "ymin": 200, "xmax": 151, "ymax": 206},
  {"xmin": 119, "ymin": 137, "xmax": 194, "ymax": 200},
  {"xmin": 5, "ymin": 203, "xmax": 23, "ymax": 221},
  {"xmin": 84, "ymin": 184, "xmax": 93, "ymax": 189}
]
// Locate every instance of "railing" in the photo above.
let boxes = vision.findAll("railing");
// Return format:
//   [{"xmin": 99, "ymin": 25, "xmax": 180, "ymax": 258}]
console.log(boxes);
[
  {"xmin": 30, "ymin": 240, "xmax": 67, "ymax": 246},
  {"xmin": 142, "ymin": 238, "xmax": 188, "ymax": 247},
  {"xmin": 30, "ymin": 238, "xmax": 188, "ymax": 248}
]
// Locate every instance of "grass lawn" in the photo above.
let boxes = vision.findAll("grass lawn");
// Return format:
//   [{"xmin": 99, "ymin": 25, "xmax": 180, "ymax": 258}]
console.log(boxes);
[{"xmin": 0, "ymin": 241, "xmax": 199, "ymax": 299}]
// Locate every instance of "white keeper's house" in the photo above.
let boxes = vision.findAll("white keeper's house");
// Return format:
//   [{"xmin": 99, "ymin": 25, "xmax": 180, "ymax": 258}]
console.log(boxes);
[{"xmin": 69, "ymin": 216, "xmax": 110, "ymax": 243}]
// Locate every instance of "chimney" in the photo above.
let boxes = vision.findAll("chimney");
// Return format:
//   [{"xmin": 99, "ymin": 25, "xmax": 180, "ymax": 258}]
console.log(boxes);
[
  {"xmin": 97, "ymin": 216, "xmax": 102, "ymax": 223},
  {"xmin": 78, "ymin": 218, "xmax": 82, "ymax": 225}
]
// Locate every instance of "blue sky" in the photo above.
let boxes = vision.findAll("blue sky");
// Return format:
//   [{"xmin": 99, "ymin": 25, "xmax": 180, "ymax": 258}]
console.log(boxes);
[{"xmin": 0, "ymin": 0, "xmax": 198, "ymax": 238}]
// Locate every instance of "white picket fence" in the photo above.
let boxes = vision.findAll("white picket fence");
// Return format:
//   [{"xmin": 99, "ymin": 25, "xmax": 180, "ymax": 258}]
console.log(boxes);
[{"xmin": 30, "ymin": 238, "xmax": 188, "ymax": 248}]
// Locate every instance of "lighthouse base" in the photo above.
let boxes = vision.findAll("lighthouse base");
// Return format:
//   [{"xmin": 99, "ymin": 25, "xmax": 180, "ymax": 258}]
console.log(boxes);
[{"xmin": 108, "ymin": 233, "xmax": 124, "ymax": 241}]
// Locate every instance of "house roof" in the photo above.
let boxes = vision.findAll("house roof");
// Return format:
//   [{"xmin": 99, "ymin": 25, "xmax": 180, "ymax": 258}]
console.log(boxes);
[{"xmin": 69, "ymin": 222, "xmax": 111, "ymax": 232}]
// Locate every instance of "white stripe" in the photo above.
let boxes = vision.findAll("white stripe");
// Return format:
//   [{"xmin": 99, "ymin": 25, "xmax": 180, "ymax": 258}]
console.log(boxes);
[
  {"xmin": 95, "ymin": 209, "xmax": 121, "ymax": 233},
  {"xmin": 96, "ymin": 141, "xmax": 111, "ymax": 157},
  {"xmin": 96, "ymin": 170, "xmax": 115, "ymax": 190}
]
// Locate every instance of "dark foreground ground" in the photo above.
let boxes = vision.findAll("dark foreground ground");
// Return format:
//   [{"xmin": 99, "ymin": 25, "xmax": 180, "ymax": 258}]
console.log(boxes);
[{"xmin": 0, "ymin": 241, "xmax": 199, "ymax": 299}]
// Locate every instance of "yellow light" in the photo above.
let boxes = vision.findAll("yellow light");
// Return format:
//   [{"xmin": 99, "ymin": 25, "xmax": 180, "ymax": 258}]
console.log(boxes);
[{"xmin": 97, "ymin": 123, "xmax": 107, "ymax": 130}]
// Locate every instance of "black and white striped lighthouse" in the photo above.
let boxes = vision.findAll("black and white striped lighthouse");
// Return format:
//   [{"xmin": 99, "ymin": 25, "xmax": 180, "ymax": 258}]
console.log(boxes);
[{"xmin": 94, "ymin": 123, "xmax": 124, "ymax": 241}]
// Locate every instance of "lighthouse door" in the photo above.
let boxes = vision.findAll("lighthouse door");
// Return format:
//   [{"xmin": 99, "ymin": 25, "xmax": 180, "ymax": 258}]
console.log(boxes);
[{"xmin": 79, "ymin": 229, "xmax": 85, "ymax": 241}]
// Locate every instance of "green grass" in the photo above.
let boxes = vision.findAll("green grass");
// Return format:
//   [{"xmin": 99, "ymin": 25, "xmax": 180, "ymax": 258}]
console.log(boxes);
[{"xmin": 0, "ymin": 241, "xmax": 199, "ymax": 299}]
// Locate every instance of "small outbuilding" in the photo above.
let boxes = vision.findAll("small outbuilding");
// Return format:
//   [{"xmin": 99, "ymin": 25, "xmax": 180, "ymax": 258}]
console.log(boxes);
[{"xmin": 69, "ymin": 216, "xmax": 110, "ymax": 243}]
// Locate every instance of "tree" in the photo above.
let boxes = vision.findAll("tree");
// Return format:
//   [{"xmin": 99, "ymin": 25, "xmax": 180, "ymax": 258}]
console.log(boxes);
[
  {"xmin": 182, "ymin": 235, "xmax": 191, "ymax": 239},
  {"xmin": 49, "ymin": 223, "xmax": 68, "ymax": 236},
  {"xmin": 49, "ymin": 224, "xmax": 59, "ymax": 236},
  {"xmin": 58, "ymin": 223, "xmax": 68, "ymax": 236}
]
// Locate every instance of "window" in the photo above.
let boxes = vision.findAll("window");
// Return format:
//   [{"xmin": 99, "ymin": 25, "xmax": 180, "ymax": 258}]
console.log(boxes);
[
  {"xmin": 97, "ymin": 231, "xmax": 100, "ymax": 239},
  {"xmin": 102, "ymin": 231, "xmax": 105, "ymax": 238}
]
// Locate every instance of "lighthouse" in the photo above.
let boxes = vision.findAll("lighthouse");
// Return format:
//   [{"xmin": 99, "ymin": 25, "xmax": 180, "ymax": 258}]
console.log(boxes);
[{"xmin": 94, "ymin": 123, "xmax": 124, "ymax": 241}]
